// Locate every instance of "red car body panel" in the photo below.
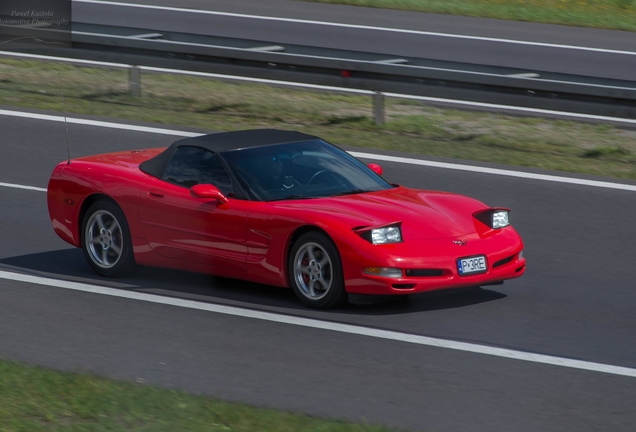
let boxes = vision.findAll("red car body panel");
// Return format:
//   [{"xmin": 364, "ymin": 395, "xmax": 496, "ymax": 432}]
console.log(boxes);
[{"xmin": 48, "ymin": 147, "xmax": 526, "ymax": 295}]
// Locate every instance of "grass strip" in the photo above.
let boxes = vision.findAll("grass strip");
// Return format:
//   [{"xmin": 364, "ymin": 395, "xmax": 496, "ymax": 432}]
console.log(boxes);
[
  {"xmin": 1, "ymin": 58, "xmax": 635, "ymax": 180},
  {"xmin": 302, "ymin": 0, "xmax": 636, "ymax": 32},
  {"xmin": 0, "ymin": 358, "xmax": 393, "ymax": 432}
]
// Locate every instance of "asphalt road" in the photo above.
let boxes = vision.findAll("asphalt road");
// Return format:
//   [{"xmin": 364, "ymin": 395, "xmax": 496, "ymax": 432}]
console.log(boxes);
[
  {"xmin": 72, "ymin": 0, "xmax": 636, "ymax": 81},
  {"xmin": 1, "ymin": 109, "xmax": 636, "ymax": 431}
]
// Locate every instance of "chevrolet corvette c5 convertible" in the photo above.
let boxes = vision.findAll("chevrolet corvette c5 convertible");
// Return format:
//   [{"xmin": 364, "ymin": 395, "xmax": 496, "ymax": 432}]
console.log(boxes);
[{"xmin": 47, "ymin": 129, "xmax": 525, "ymax": 308}]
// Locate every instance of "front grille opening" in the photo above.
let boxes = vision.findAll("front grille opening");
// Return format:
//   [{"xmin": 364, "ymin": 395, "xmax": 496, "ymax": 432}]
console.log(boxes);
[
  {"xmin": 405, "ymin": 269, "xmax": 444, "ymax": 277},
  {"xmin": 493, "ymin": 254, "xmax": 517, "ymax": 269},
  {"xmin": 392, "ymin": 283, "xmax": 416, "ymax": 289}
]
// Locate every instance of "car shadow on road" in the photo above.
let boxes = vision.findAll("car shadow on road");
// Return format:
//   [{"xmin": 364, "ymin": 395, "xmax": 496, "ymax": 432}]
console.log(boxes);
[
  {"xmin": 345, "ymin": 287, "xmax": 506, "ymax": 315},
  {"xmin": 0, "ymin": 248, "xmax": 506, "ymax": 315}
]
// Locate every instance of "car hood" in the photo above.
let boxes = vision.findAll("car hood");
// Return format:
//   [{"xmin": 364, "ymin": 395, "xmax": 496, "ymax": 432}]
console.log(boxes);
[{"xmin": 271, "ymin": 186, "xmax": 488, "ymax": 240}]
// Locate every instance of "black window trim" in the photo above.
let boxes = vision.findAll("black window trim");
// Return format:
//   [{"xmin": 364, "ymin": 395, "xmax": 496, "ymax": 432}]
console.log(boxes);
[{"xmin": 160, "ymin": 145, "xmax": 248, "ymax": 200}]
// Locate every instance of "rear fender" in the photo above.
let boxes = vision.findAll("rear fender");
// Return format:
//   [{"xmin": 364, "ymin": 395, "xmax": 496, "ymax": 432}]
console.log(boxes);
[
  {"xmin": 47, "ymin": 162, "xmax": 79, "ymax": 247},
  {"xmin": 47, "ymin": 160, "xmax": 147, "ymax": 247}
]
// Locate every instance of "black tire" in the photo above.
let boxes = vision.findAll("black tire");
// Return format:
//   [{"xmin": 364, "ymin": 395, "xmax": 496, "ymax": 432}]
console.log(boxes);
[
  {"xmin": 288, "ymin": 231, "xmax": 347, "ymax": 309},
  {"xmin": 81, "ymin": 200, "xmax": 136, "ymax": 277}
]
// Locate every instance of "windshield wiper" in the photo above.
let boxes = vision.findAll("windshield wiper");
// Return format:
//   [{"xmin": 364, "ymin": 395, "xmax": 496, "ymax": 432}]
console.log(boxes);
[
  {"xmin": 268, "ymin": 194, "xmax": 315, "ymax": 202},
  {"xmin": 328, "ymin": 189, "xmax": 369, "ymax": 197}
]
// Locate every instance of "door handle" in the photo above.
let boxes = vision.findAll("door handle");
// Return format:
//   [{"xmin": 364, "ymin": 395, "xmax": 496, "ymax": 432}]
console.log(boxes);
[{"xmin": 148, "ymin": 189, "xmax": 164, "ymax": 198}]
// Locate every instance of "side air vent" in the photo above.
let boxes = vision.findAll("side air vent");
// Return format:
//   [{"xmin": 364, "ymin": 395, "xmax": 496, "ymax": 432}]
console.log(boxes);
[
  {"xmin": 405, "ymin": 269, "xmax": 444, "ymax": 277},
  {"xmin": 392, "ymin": 283, "xmax": 416, "ymax": 289},
  {"xmin": 493, "ymin": 254, "xmax": 516, "ymax": 269}
]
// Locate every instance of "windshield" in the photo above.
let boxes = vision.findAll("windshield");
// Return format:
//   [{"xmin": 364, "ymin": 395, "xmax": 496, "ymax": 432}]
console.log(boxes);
[{"xmin": 220, "ymin": 139, "xmax": 392, "ymax": 201}]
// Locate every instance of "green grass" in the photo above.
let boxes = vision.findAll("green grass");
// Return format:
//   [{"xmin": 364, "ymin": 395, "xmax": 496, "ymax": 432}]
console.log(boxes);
[
  {"xmin": 0, "ymin": 359, "xmax": 392, "ymax": 432},
  {"xmin": 1, "ymin": 58, "xmax": 636, "ymax": 181},
  {"xmin": 302, "ymin": 0, "xmax": 636, "ymax": 31}
]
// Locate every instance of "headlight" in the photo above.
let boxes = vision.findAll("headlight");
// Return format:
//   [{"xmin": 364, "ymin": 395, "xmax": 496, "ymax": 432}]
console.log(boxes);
[
  {"xmin": 371, "ymin": 226, "xmax": 402, "ymax": 245},
  {"xmin": 492, "ymin": 210, "xmax": 510, "ymax": 229},
  {"xmin": 473, "ymin": 208, "xmax": 511, "ymax": 229},
  {"xmin": 353, "ymin": 223, "xmax": 403, "ymax": 245}
]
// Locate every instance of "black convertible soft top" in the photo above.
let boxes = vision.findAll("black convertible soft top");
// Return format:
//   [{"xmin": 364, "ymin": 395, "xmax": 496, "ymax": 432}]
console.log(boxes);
[{"xmin": 139, "ymin": 129, "xmax": 318, "ymax": 178}]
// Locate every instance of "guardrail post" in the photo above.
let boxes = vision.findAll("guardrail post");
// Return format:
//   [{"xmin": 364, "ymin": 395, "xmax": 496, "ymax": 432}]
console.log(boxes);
[
  {"xmin": 373, "ymin": 91, "xmax": 385, "ymax": 125},
  {"xmin": 129, "ymin": 65, "xmax": 141, "ymax": 97}
]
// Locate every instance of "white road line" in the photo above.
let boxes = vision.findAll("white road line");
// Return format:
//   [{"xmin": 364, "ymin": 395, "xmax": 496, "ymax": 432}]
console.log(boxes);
[
  {"xmin": 0, "ymin": 109, "xmax": 200, "ymax": 137},
  {"xmin": 0, "ymin": 269, "xmax": 634, "ymax": 378},
  {"xmin": 2, "ymin": 108, "xmax": 636, "ymax": 193},
  {"xmin": 76, "ymin": 0, "xmax": 636, "ymax": 56},
  {"xmin": 75, "ymin": 32, "xmax": 636, "ymax": 91},
  {"xmin": 0, "ymin": 182, "xmax": 47, "ymax": 192},
  {"xmin": 350, "ymin": 152, "xmax": 636, "ymax": 192}
]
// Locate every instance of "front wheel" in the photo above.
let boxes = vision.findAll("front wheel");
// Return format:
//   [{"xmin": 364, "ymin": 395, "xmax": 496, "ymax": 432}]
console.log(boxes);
[
  {"xmin": 288, "ymin": 231, "xmax": 347, "ymax": 309},
  {"xmin": 81, "ymin": 200, "xmax": 136, "ymax": 277}
]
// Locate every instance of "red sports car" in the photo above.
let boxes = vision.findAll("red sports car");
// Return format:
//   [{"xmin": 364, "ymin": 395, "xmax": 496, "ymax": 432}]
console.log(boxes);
[{"xmin": 47, "ymin": 129, "xmax": 525, "ymax": 308}]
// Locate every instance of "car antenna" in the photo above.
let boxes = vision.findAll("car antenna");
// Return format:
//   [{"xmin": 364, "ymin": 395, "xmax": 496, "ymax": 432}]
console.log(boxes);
[{"xmin": 58, "ymin": 73, "xmax": 71, "ymax": 164}]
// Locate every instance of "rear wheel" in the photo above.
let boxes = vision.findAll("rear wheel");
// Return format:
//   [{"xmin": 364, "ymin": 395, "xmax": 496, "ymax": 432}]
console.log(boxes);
[
  {"xmin": 81, "ymin": 200, "xmax": 136, "ymax": 277},
  {"xmin": 289, "ymin": 231, "xmax": 347, "ymax": 309}
]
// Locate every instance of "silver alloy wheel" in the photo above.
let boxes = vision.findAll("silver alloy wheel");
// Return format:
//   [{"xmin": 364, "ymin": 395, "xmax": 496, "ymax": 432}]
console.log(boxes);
[
  {"xmin": 85, "ymin": 209, "xmax": 123, "ymax": 269},
  {"xmin": 293, "ymin": 241, "xmax": 333, "ymax": 300}
]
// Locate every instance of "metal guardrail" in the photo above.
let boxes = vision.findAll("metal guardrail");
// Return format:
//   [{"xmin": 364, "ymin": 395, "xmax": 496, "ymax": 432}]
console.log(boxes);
[{"xmin": 3, "ymin": 23, "xmax": 636, "ymax": 121}]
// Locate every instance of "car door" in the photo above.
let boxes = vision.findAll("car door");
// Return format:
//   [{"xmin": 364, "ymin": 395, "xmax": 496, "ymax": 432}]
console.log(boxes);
[{"xmin": 138, "ymin": 146, "xmax": 248, "ymax": 272}]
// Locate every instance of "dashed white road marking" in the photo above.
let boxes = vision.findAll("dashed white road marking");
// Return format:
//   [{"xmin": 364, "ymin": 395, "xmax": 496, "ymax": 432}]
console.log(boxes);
[
  {"xmin": 75, "ymin": 0, "xmax": 636, "ymax": 56},
  {"xmin": 1, "ymin": 108, "xmax": 635, "ymax": 193},
  {"xmin": 1, "ymin": 269, "xmax": 635, "ymax": 378}
]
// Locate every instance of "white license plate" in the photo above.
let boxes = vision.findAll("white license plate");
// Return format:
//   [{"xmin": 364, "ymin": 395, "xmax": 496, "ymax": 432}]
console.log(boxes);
[{"xmin": 457, "ymin": 255, "xmax": 487, "ymax": 276}]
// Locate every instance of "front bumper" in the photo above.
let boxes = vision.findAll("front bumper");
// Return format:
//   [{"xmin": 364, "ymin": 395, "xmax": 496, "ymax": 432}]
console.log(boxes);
[{"xmin": 341, "ymin": 228, "xmax": 525, "ymax": 295}]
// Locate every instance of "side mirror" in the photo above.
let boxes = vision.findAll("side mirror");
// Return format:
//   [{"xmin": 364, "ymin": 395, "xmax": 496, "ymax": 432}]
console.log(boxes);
[
  {"xmin": 190, "ymin": 184, "xmax": 229, "ymax": 204},
  {"xmin": 368, "ymin": 163, "xmax": 383, "ymax": 176}
]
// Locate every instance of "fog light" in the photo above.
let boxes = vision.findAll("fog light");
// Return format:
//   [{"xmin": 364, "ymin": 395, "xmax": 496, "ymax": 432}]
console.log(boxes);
[{"xmin": 364, "ymin": 267, "xmax": 402, "ymax": 278}]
